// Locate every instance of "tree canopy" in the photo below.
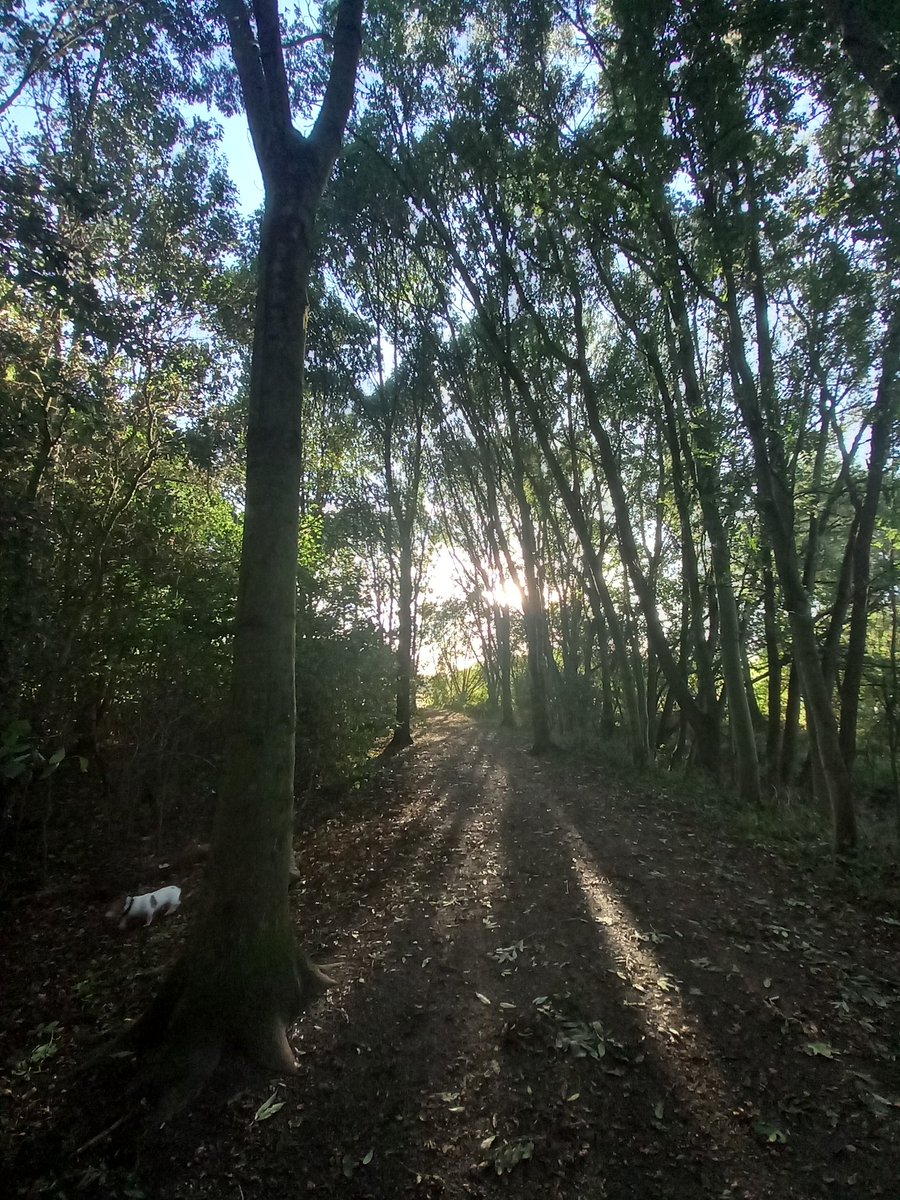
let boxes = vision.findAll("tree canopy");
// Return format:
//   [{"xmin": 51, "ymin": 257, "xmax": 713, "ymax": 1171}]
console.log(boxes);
[{"xmin": 1, "ymin": 0, "xmax": 899, "ymax": 1128}]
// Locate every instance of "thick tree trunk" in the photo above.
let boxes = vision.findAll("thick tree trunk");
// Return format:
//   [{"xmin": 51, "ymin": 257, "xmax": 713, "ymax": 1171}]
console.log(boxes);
[
  {"xmin": 130, "ymin": 189, "xmax": 328, "ymax": 1102},
  {"xmin": 126, "ymin": 0, "xmax": 363, "ymax": 1111}
]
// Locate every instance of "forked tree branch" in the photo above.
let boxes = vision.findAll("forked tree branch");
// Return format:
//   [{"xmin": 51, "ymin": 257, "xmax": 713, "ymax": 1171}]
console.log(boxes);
[{"xmin": 218, "ymin": 0, "xmax": 363, "ymax": 191}]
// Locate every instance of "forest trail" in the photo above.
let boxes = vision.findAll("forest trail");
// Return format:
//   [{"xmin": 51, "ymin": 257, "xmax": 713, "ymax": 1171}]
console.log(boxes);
[
  {"xmin": 4, "ymin": 711, "xmax": 900, "ymax": 1199},
  {"xmin": 278, "ymin": 712, "xmax": 900, "ymax": 1200}
]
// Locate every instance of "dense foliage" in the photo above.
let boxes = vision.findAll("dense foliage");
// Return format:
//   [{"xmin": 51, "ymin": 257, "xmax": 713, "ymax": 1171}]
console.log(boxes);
[{"xmin": 1, "ymin": 0, "xmax": 898, "ymax": 870}]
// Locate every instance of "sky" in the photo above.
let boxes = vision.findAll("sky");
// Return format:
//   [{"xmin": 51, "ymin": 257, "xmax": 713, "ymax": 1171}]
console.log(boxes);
[{"xmin": 215, "ymin": 112, "xmax": 265, "ymax": 215}]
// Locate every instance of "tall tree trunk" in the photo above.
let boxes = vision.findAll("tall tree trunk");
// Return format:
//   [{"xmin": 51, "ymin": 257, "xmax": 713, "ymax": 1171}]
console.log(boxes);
[
  {"xmin": 496, "ymin": 602, "xmax": 515, "ymax": 727},
  {"xmin": 761, "ymin": 551, "xmax": 783, "ymax": 788},
  {"xmin": 839, "ymin": 311, "xmax": 900, "ymax": 766},
  {"xmin": 780, "ymin": 660, "xmax": 801, "ymax": 785},
  {"xmin": 387, "ymin": 524, "xmax": 415, "ymax": 749},
  {"xmin": 723, "ymin": 246, "xmax": 857, "ymax": 852},
  {"xmin": 129, "ymin": 0, "xmax": 364, "ymax": 1111},
  {"xmin": 517, "ymin": 488, "xmax": 554, "ymax": 754},
  {"xmin": 653, "ymin": 218, "xmax": 760, "ymax": 804}
]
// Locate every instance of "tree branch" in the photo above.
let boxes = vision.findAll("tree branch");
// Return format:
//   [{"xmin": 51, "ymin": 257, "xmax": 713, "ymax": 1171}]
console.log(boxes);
[
  {"xmin": 251, "ymin": 0, "xmax": 292, "ymax": 137},
  {"xmin": 309, "ymin": 0, "xmax": 364, "ymax": 169},
  {"xmin": 218, "ymin": 0, "xmax": 272, "ymax": 173},
  {"xmin": 825, "ymin": 0, "xmax": 900, "ymax": 134}
]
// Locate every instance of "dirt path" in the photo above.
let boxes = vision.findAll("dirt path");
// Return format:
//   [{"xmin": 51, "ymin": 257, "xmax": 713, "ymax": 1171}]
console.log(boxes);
[{"xmin": 4, "ymin": 712, "xmax": 900, "ymax": 1198}]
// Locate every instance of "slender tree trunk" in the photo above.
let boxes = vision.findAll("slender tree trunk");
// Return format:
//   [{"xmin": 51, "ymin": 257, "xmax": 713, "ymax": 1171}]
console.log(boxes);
[
  {"xmin": 723, "ymin": 253, "xmax": 857, "ymax": 852},
  {"xmin": 517, "ymin": 490, "xmax": 553, "ymax": 754},
  {"xmin": 656, "ymin": 234, "xmax": 760, "ymax": 804},
  {"xmin": 388, "ymin": 526, "xmax": 415, "ymax": 749},
  {"xmin": 762, "ymin": 552, "xmax": 782, "ymax": 788},
  {"xmin": 839, "ymin": 312, "xmax": 900, "ymax": 766},
  {"xmin": 780, "ymin": 660, "xmax": 801, "ymax": 785},
  {"xmin": 496, "ymin": 603, "xmax": 515, "ymax": 727}
]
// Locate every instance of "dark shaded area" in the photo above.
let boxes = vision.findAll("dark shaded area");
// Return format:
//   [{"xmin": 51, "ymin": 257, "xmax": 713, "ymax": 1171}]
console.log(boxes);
[{"xmin": 2, "ymin": 712, "xmax": 899, "ymax": 1198}]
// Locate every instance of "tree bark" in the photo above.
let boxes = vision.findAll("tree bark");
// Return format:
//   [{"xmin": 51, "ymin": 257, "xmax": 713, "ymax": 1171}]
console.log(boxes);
[
  {"xmin": 761, "ymin": 550, "xmax": 783, "ymax": 788},
  {"xmin": 722, "ymin": 247, "xmax": 857, "ymax": 852},
  {"xmin": 839, "ymin": 310, "xmax": 900, "ymax": 766},
  {"xmin": 387, "ymin": 524, "xmax": 415, "ymax": 749},
  {"xmin": 130, "ymin": 0, "xmax": 363, "ymax": 1109}
]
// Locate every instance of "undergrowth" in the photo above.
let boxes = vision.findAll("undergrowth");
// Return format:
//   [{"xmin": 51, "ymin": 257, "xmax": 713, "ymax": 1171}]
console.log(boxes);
[{"xmin": 552, "ymin": 725, "xmax": 900, "ymax": 913}]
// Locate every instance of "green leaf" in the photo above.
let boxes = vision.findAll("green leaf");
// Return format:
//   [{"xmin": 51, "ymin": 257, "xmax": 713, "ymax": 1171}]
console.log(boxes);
[
  {"xmin": 253, "ymin": 1093, "xmax": 285, "ymax": 1121},
  {"xmin": 491, "ymin": 1137, "xmax": 534, "ymax": 1175},
  {"xmin": 361, "ymin": 1148, "xmax": 373, "ymax": 1165},
  {"xmin": 754, "ymin": 1120, "xmax": 788, "ymax": 1144},
  {"xmin": 2, "ymin": 719, "xmax": 31, "ymax": 746},
  {"xmin": 803, "ymin": 1042, "xmax": 838, "ymax": 1058}
]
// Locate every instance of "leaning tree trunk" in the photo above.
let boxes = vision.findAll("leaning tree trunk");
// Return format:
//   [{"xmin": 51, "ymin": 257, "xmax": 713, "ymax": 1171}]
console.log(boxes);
[
  {"xmin": 723, "ymin": 266, "xmax": 857, "ymax": 854},
  {"xmin": 128, "ymin": 0, "xmax": 364, "ymax": 1113}
]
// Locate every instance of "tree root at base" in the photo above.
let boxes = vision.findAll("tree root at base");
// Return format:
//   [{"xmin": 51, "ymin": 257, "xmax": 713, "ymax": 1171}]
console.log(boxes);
[{"xmin": 78, "ymin": 947, "xmax": 334, "ymax": 1126}]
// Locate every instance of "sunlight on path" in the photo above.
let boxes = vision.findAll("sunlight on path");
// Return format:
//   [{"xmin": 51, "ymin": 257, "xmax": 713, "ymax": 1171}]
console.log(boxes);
[{"xmin": 551, "ymin": 805, "xmax": 776, "ymax": 1184}]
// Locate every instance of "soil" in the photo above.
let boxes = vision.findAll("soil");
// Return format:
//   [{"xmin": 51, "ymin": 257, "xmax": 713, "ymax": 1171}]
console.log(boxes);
[{"xmin": 2, "ymin": 711, "xmax": 900, "ymax": 1199}]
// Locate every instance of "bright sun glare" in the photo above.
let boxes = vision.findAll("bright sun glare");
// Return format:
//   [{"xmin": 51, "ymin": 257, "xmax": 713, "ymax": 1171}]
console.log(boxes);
[{"xmin": 428, "ymin": 547, "xmax": 522, "ymax": 611}]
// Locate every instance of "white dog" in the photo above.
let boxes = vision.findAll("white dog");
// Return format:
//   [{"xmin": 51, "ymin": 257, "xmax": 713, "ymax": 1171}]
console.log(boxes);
[{"xmin": 106, "ymin": 885, "xmax": 181, "ymax": 929}]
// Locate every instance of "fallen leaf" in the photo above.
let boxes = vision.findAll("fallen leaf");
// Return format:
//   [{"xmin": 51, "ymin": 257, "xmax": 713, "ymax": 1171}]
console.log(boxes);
[
  {"xmin": 754, "ymin": 1120, "xmax": 788, "ymax": 1144},
  {"xmin": 804, "ymin": 1042, "xmax": 838, "ymax": 1059},
  {"xmin": 253, "ymin": 1093, "xmax": 285, "ymax": 1122}
]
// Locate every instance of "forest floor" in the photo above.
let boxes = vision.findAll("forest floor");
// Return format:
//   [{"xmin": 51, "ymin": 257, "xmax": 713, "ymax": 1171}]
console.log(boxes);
[{"xmin": 2, "ymin": 711, "xmax": 900, "ymax": 1199}]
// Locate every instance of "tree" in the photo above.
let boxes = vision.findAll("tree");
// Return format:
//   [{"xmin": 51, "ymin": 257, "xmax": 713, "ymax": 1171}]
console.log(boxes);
[
  {"xmin": 823, "ymin": 0, "xmax": 900, "ymax": 132},
  {"xmin": 130, "ymin": 0, "xmax": 364, "ymax": 1112}
]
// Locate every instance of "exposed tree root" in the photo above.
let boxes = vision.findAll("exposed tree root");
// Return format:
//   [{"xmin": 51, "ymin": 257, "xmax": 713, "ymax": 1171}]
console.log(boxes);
[
  {"xmin": 74, "ymin": 1111, "xmax": 138, "ymax": 1156},
  {"xmin": 76, "ymin": 944, "xmax": 334, "ymax": 1127},
  {"xmin": 380, "ymin": 728, "xmax": 414, "ymax": 758}
]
